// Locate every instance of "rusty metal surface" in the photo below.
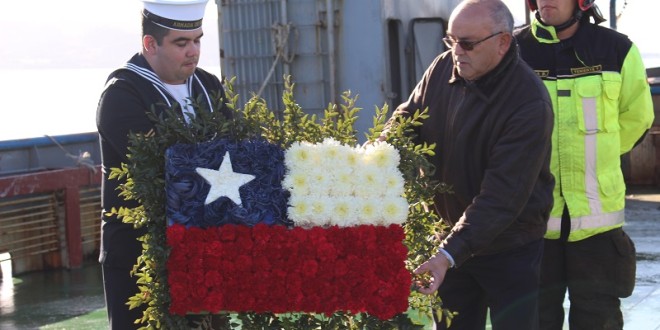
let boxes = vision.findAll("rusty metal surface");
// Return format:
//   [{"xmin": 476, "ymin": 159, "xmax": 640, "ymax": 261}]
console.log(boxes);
[{"xmin": 0, "ymin": 167, "xmax": 101, "ymax": 273}]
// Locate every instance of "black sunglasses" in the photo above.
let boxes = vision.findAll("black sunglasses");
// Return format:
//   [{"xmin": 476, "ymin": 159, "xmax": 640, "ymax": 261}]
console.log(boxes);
[{"xmin": 442, "ymin": 31, "xmax": 503, "ymax": 51}]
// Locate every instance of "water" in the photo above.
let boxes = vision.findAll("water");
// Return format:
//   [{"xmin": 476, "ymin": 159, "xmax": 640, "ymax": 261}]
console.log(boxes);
[
  {"xmin": 0, "ymin": 259, "xmax": 106, "ymax": 330},
  {"xmin": 0, "ymin": 68, "xmax": 109, "ymax": 142},
  {"xmin": 0, "ymin": 66, "xmax": 221, "ymax": 143}
]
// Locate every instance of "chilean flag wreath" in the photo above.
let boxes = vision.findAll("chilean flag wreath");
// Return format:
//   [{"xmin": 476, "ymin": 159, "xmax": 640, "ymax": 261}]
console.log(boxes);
[{"xmin": 164, "ymin": 137, "xmax": 411, "ymax": 320}]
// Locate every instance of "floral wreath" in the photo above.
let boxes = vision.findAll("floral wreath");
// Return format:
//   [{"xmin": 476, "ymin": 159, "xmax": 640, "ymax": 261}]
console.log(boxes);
[{"xmin": 110, "ymin": 76, "xmax": 453, "ymax": 329}]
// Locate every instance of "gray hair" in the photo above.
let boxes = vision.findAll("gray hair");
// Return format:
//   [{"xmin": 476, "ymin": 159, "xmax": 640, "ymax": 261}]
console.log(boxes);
[{"xmin": 459, "ymin": 0, "xmax": 514, "ymax": 33}]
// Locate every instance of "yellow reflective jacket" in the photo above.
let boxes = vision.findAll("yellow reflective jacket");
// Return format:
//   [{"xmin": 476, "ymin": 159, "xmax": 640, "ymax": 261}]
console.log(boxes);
[{"xmin": 515, "ymin": 18, "xmax": 654, "ymax": 242}]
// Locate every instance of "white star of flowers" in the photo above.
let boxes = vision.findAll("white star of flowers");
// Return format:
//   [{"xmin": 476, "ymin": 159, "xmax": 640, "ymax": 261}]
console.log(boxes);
[{"xmin": 196, "ymin": 152, "xmax": 256, "ymax": 205}]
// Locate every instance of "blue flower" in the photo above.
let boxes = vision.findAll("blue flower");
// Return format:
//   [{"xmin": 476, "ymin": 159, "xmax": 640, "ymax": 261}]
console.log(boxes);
[{"xmin": 166, "ymin": 138, "xmax": 291, "ymax": 228}]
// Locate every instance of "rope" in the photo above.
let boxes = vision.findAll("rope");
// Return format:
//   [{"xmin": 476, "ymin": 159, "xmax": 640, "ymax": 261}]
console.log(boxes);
[
  {"xmin": 256, "ymin": 22, "xmax": 297, "ymax": 98},
  {"xmin": 45, "ymin": 135, "xmax": 97, "ymax": 174}
]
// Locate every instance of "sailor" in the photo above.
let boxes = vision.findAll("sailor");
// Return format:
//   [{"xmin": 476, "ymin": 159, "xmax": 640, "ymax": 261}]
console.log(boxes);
[{"xmin": 96, "ymin": 1, "xmax": 230, "ymax": 328}]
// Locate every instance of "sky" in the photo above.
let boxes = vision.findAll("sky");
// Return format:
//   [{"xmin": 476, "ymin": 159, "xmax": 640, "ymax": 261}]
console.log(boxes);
[
  {"xmin": 0, "ymin": 0, "xmax": 220, "ymax": 70},
  {"xmin": 0, "ymin": 0, "xmax": 657, "ymax": 141}
]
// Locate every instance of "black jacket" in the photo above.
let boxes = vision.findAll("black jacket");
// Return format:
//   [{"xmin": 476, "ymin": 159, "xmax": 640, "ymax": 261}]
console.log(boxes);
[
  {"xmin": 390, "ymin": 42, "xmax": 554, "ymax": 267},
  {"xmin": 96, "ymin": 53, "xmax": 229, "ymax": 268}
]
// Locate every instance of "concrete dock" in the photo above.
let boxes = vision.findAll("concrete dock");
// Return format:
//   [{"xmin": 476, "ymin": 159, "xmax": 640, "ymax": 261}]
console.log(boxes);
[{"xmin": 621, "ymin": 186, "xmax": 660, "ymax": 330}]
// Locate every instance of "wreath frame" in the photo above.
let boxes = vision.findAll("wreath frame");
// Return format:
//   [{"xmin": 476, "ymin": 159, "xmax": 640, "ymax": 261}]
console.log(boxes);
[{"xmin": 109, "ymin": 76, "xmax": 454, "ymax": 329}]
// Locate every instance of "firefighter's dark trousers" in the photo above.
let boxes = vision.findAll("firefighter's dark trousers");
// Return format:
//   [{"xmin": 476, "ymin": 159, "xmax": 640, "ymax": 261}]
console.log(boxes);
[{"xmin": 539, "ymin": 214, "xmax": 636, "ymax": 330}]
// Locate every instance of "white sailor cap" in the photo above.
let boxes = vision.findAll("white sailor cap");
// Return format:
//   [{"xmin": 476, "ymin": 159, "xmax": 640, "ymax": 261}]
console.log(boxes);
[{"xmin": 142, "ymin": 0, "xmax": 209, "ymax": 31}]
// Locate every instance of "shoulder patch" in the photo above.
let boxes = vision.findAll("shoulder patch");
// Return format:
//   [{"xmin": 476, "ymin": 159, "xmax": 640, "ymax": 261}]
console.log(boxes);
[
  {"xmin": 571, "ymin": 65, "xmax": 602, "ymax": 76},
  {"xmin": 534, "ymin": 70, "xmax": 549, "ymax": 78}
]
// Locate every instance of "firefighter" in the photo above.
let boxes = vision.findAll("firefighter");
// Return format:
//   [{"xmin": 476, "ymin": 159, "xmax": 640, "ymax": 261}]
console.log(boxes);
[{"xmin": 514, "ymin": 0, "xmax": 654, "ymax": 329}]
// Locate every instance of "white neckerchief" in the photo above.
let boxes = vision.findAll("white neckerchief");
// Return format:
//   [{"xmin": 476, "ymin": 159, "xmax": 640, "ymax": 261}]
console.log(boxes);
[{"xmin": 164, "ymin": 82, "xmax": 194, "ymax": 123}]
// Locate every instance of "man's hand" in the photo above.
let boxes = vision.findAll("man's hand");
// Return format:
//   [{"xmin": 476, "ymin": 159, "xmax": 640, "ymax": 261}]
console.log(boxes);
[{"xmin": 413, "ymin": 252, "xmax": 451, "ymax": 295}]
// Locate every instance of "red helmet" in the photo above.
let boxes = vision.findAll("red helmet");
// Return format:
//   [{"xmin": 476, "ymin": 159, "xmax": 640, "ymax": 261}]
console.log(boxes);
[{"xmin": 527, "ymin": 0, "xmax": 595, "ymax": 11}]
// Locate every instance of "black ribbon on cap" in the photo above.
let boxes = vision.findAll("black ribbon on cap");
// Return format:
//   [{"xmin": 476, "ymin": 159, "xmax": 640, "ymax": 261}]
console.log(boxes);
[{"xmin": 143, "ymin": 9, "xmax": 202, "ymax": 30}]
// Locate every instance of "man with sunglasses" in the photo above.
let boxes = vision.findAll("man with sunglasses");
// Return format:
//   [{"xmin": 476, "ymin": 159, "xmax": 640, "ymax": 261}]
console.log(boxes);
[
  {"xmin": 515, "ymin": 0, "xmax": 654, "ymax": 329},
  {"xmin": 381, "ymin": 0, "xmax": 554, "ymax": 328}
]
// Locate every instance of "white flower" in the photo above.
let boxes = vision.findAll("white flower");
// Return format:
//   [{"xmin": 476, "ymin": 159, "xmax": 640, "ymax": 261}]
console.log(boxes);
[
  {"xmin": 320, "ymin": 145, "xmax": 342, "ymax": 163},
  {"xmin": 282, "ymin": 171, "xmax": 310, "ymax": 196},
  {"xmin": 322, "ymin": 137, "xmax": 341, "ymax": 146},
  {"xmin": 329, "ymin": 197, "xmax": 359, "ymax": 227},
  {"xmin": 381, "ymin": 197, "xmax": 409, "ymax": 225},
  {"xmin": 345, "ymin": 147, "xmax": 361, "ymax": 168},
  {"xmin": 319, "ymin": 138, "xmax": 342, "ymax": 160},
  {"xmin": 364, "ymin": 141, "xmax": 400, "ymax": 169},
  {"xmin": 353, "ymin": 165, "xmax": 380, "ymax": 197},
  {"xmin": 285, "ymin": 141, "xmax": 316, "ymax": 170},
  {"xmin": 288, "ymin": 195, "xmax": 313, "ymax": 225},
  {"xmin": 356, "ymin": 198, "xmax": 380, "ymax": 224},
  {"xmin": 324, "ymin": 144, "xmax": 352, "ymax": 168},
  {"xmin": 329, "ymin": 167, "xmax": 354, "ymax": 196},
  {"xmin": 309, "ymin": 197, "xmax": 331, "ymax": 225},
  {"xmin": 382, "ymin": 172, "xmax": 406, "ymax": 198},
  {"xmin": 307, "ymin": 167, "xmax": 332, "ymax": 196}
]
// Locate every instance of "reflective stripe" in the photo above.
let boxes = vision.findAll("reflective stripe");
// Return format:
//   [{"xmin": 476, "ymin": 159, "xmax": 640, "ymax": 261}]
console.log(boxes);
[
  {"xmin": 582, "ymin": 97, "xmax": 601, "ymax": 213},
  {"xmin": 547, "ymin": 209, "xmax": 625, "ymax": 232},
  {"xmin": 547, "ymin": 217, "xmax": 561, "ymax": 232}
]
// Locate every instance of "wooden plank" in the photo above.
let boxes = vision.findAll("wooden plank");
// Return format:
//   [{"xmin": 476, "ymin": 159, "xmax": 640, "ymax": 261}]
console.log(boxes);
[
  {"xmin": 0, "ymin": 213, "xmax": 57, "ymax": 226},
  {"xmin": 1, "ymin": 224, "xmax": 57, "ymax": 236},
  {"xmin": 5, "ymin": 238, "xmax": 58, "ymax": 252}
]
